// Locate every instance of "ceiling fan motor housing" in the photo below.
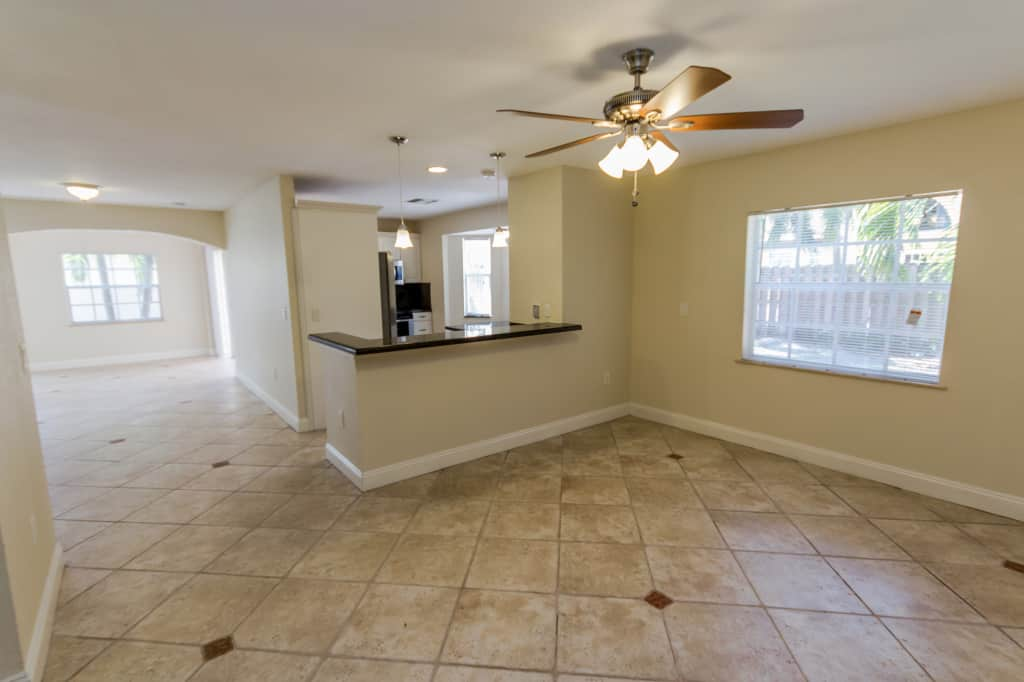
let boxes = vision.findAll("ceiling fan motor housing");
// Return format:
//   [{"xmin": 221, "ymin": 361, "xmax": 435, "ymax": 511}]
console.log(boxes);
[{"xmin": 603, "ymin": 88, "xmax": 658, "ymax": 122}]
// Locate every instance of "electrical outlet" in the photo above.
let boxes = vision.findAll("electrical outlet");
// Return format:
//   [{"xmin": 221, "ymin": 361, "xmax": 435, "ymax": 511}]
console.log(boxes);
[
  {"xmin": 541, "ymin": 303, "xmax": 551, "ymax": 320},
  {"xmin": 532, "ymin": 304, "xmax": 540, "ymax": 320},
  {"xmin": 603, "ymin": 370, "xmax": 612, "ymax": 385}
]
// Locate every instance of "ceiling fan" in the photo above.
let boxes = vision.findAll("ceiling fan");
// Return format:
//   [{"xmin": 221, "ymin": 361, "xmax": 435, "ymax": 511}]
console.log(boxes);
[{"xmin": 498, "ymin": 47, "xmax": 803, "ymax": 186}]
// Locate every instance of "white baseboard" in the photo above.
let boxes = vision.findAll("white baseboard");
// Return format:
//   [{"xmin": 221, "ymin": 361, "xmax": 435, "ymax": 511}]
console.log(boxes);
[
  {"xmin": 234, "ymin": 371, "xmax": 305, "ymax": 433},
  {"xmin": 2, "ymin": 673, "xmax": 30, "ymax": 682},
  {"xmin": 23, "ymin": 542, "xmax": 62, "ymax": 682},
  {"xmin": 326, "ymin": 403, "xmax": 630, "ymax": 491},
  {"xmin": 29, "ymin": 348, "xmax": 212, "ymax": 372},
  {"xmin": 630, "ymin": 402, "xmax": 1024, "ymax": 521}
]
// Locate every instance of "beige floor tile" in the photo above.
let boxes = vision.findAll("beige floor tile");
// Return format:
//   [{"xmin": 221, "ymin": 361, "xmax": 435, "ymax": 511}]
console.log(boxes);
[
  {"xmin": 189, "ymin": 650, "xmax": 321, "ymax": 682},
  {"xmin": 428, "ymin": 475, "xmax": 500, "ymax": 499},
  {"xmin": 681, "ymin": 455, "xmax": 752, "ymax": 481},
  {"xmin": 54, "ymin": 570, "xmax": 191, "ymax": 637},
  {"xmin": 790, "ymin": 515, "xmax": 910, "ymax": 559},
  {"xmin": 617, "ymin": 454, "xmax": 684, "ymax": 478},
  {"xmin": 762, "ymin": 483, "xmax": 856, "ymax": 516},
  {"xmin": 213, "ymin": 427, "xmax": 283, "ymax": 446},
  {"xmin": 64, "ymin": 522, "xmax": 179, "ymax": 568},
  {"xmin": 829, "ymin": 557, "xmax": 980, "ymax": 620},
  {"xmin": 234, "ymin": 578, "xmax": 364, "ymax": 653},
  {"xmin": 175, "ymin": 443, "xmax": 249, "ymax": 465},
  {"xmin": 1003, "ymin": 627, "xmax": 1024, "ymax": 646},
  {"xmin": 923, "ymin": 563, "xmax": 1024, "ymax": 626},
  {"xmin": 484, "ymin": 502, "xmax": 560, "ymax": 540},
  {"xmin": 873, "ymin": 519, "xmax": 1000, "ymax": 564},
  {"xmin": 633, "ymin": 506, "xmax": 724, "ymax": 547},
  {"xmin": 624, "ymin": 477, "xmax": 702, "ymax": 507},
  {"xmin": 885, "ymin": 619, "xmax": 1024, "ymax": 681},
  {"xmin": 442, "ymin": 589, "xmax": 557, "ymax": 669},
  {"xmin": 559, "ymin": 543, "xmax": 651, "ymax": 597},
  {"xmin": 127, "ymin": 525, "xmax": 248, "ymax": 572},
  {"xmin": 124, "ymin": 463, "xmax": 211, "ymax": 488},
  {"xmin": 303, "ymin": 468, "xmax": 361, "ymax": 495},
  {"xmin": 465, "ymin": 539, "xmax": 558, "ymax": 592},
  {"xmin": 279, "ymin": 445, "xmax": 328, "ymax": 467},
  {"xmin": 958, "ymin": 523, "xmax": 1024, "ymax": 561},
  {"xmin": 261, "ymin": 494, "xmax": 355, "ymax": 530},
  {"xmin": 556, "ymin": 595, "xmax": 676, "ymax": 679},
  {"xmin": 46, "ymin": 459, "xmax": 114, "ymax": 486},
  {"xmin": 560, "ymin": 504, "xmax": 640, "ymax": 543},
  {"xmin": 230, "ymin": 444, "xmax": 297, "ymax": 466},
  {"xmin": 914, "ymin": 496, "xmax": 1021, "ymax": 524},
  {"xmin": 336, "ymin": 496, "xmax": 421, "ymax": 533},
  {"xmin": 497, "ymin": 474, "xmax": 562, "ymax": 502},
  {"xmin": 712, "ymin": 511, "xmax": 816, "ymax": 553},
  {"xmin": 693, "ymin": 480, "xmax": 777, "ymax": 512},
  {"xmin": 562, "ymin": 451, "xmax": 622, "ymax": 477},
  {"xmin": 126, "ymin": 489, "xmax": 230, "ymax": 523},
  {"xmin": 53, "ymin": 520, "xmax": 110, "ymax": 549},
  {"xmin": 312, "ymin": 658, "xmax": 433, "ymax": 682},
  {"xmin": 504, "ymin": 449, "xmax": 563, "ymax": 476},
  {"xmin": 444, "ymin": 452, "xmax": 508, "ymax": 477},
  {"xmin": 800, "ymin": 463, "xmax": 886, "ymax": 487},
  {"xmin": 291, "ymin": 531, "xmax": 396, "ymax": 580},
  {"xmin": 71, "ymin": 641, "xmax": 202, "ymax": 682},
  {"xmin": 434, "ymin": 667, "xmax": 553, "ymax": 682},
  {"xmin": 184, "ymin": 464, "xmax": 269, "ymax": 491},
  {"xmin": 615, "ymin": 436, "xmax": 672, "ymax": 456},
  {"xmin": 407, "ymin": 498, "xmax": 491, "ymax": 536},
  {"xmin": 68, "ymin": 459, "xmax": 162, "ymax": 487},
  {"xmin": 192, "ymin": 492, "xmax": 292, "ymax": 526},
  {"xmin": 58, "ymin": 567, "xmax": 111, "ymax": 606},
  {"xmin": 664, "ymin": 603, "xmax": 803, "ymax": 682},
  {"xmin": 562, "ymin": 477, "xmax": 630, "ymax": 505},
  {"xmin": 662, "ymin": 428, "xmax": 730, "ymax": 457},
  {"xmin": 737, "ymin": 552, "xmax": 868, "ymax": 613},
  {"xmin": 48, "ymin": 485, "xmax": 110, "ymax": 515},
  {"xmin": 376, "ymin": 534, "xmax": 477, "ymax": 587},
  {"xmin": 831, "ymin": 486, "xmax": 941, "ymax": 520},
  {"xmin": 770, "ymin": 610, "xmax": 928, "ymax": 681},
  {"xmin": 129, "ymin": 573, "xmax": 278, "ymax": 644},
  {"xmin": 42, "ymin": 635, "xmax": 111, "ymax": 682},
  {"xmin": 734, "ymin": 454, "xmax": 818, "ymax": 484},
  {"xmin": 365, "ymin": 473, "xmax": 438, "ymax": 498},
  {"xmin": 331, "ymin": 583, "xmax": 458, "ymax": 661},
  {"xmin": 647, "ymin": 546, "xmax": 758, "ymax": 604},
  {"xmin": 206, "ymin": 527, "xmax": 321, "ymax": 576},
  {"xmin": 58, "ymin": 487, "xmax": 168, "ymax": 521}
]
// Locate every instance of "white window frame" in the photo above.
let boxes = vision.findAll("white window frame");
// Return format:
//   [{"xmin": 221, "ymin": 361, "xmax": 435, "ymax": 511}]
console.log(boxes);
[
  {"xmin": 462, "ymin": 237, "xmax": 492, "ymax": 318},
  {"xmin": 741, "ymin": 190, "xmax": 962, "ymax": 386},
  {"xmin": 61, "ymin": 253, "xmax": 164, "ymax": 325}
]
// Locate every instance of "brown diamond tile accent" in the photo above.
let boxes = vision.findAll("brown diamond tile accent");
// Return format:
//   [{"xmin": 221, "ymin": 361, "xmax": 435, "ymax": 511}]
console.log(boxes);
[
  {"xmin": 211, "ymin": 460, "xmax": 231, "ymax": 468},
  {"xmin": 201, "ymin": 635, "xmax": 234, "ymax": 661},
  {"xmin": 666, "ymin": 454, "xmax": 684, "ymax": 460},
  {"xmin": 645, "ymin": 590, "xmax": 674, "ymax": 609},
  {"xmin": 1005, "ymin": 560, "xmax": 1024, "ymax": 574},
  {"xmin": 108, "ymin": 438, "xmax": 126, "ymax": 444}
]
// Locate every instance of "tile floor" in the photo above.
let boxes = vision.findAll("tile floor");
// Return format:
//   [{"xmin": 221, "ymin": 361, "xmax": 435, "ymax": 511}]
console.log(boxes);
[{"xmin": 35, "ymin": 358, "xmax": 1024, "ymax": 681}]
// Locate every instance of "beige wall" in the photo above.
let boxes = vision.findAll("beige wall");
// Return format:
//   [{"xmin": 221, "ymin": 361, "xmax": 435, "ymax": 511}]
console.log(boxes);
[
  {"xmin": 0, "ymin": 202, "xmax": 58, "ymax": 667},
  {"xmin": 631, "ymin": 97, "xmax": 1024, "ymax": 498},
  {"xmin": 509, "ymin": 168, "xmax": 563, "ymax": 322},
  {"xmin": 419, "ymin": 203, "xmax": 505, "ymax": 328},
  {"xmin": 9, "ymin": 229, "xmax": 213, "ymax": 369},
  {"xmin": 3, "ymin": 198, "xmax": 225, "ymax": 248},
  {"xmin": 377, "ymin": 217, "xmax": 420, "ymax": 233},
  {"xmin": 224, "ymin": 176, "xmax": 305, "ymax": 427}
]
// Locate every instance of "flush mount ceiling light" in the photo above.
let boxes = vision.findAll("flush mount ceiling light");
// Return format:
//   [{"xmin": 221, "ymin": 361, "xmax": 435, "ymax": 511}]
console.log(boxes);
[
  {"xmin": 498, "ymin": 47, "xmax": 804, "ymax": 205},
  {"xmin": 389, "ymin": 136, "xmax": 413, "ymax": 249},
  {"xmin": 62, "ymin": 182, "xmax": 100, "ymax": 201},
  {"xmin": 426, "ymin": 166, "xmax": 448, "ymax": 174},
  {"xmin": 490, "ymin": 152, "xmax": 509, "ymax": 248}
]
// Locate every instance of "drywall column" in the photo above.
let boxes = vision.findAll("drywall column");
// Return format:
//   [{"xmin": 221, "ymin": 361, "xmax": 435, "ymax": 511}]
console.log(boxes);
[{"xmin": 508, "ymin": 167, "xmax": 564, "ymax": 322}]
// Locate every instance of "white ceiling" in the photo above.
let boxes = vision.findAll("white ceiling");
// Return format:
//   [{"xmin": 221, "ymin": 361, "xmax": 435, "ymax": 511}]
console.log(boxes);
[{"xmin": 2, "ymin": 1, "xmax": 1023, "ymax": 218}]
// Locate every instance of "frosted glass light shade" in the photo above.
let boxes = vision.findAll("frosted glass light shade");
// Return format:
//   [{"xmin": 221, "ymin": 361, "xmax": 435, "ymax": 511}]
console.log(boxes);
[
  {"xmin": 647, "ymin": 139, "xmax": 679, "ymax": 175},
  {"xmin": 598, "ymin": 144, "xmax": 624, "ymax": 178},
  {"xmin": 492, "ymin": 226, "xmax": 509, "ymax": 248},
  {"xmin": 395, "ymin": 223, "xmax": 414, "ymax": 249},
  {"xmin": 619, "ymin": 135, "xmax": 649, "ymax": 172},
  {"xmin": 64, "ymin": 183, "xmax": 100, "ymax": 200}
]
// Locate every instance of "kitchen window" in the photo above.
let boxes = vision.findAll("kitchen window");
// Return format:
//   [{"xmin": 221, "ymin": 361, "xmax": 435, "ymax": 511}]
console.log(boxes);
[
  {"xmin": 462, "ymin": 238, "xmax": 492, "ymax": 317},
  {"xmin": 742, "ymin": 191, "xmax": 962, "ymax": 384},
  {"xmin": 62, "ymin": 253, "xmax": 162, "ymax": 324}
]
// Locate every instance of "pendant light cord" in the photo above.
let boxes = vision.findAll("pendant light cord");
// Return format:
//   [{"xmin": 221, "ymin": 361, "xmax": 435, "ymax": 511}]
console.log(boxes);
[{"xmin": 396, "ymin": 142, "xmax": 405, "ymax": 225}]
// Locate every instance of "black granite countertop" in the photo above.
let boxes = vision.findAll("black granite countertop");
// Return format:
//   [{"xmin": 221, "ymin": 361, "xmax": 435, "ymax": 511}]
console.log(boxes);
[{"xmin": 309, "ymin": 321, "xmax": 582, "ymax": 355}]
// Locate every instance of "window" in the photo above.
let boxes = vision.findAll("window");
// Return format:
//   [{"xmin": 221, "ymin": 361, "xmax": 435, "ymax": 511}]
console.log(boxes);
[
  {"xmin": 62, "ymin": 253, "xmax": 162, "ymax": 324},
  {"xmin": 742, "ymin": 191, "xmax": 962, "ymax": 384},
  {"xmin": 462, "ymin": 238, "xmax": 492, "ymax": 317}
]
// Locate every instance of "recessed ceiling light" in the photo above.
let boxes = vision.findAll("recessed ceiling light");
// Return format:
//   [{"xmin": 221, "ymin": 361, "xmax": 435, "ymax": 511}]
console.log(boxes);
[
  {"xmin": 62, "ymin": 182, "xmax": 100, "ymax": 201},
  {"xmin": 427, "ymin": 166, "xmax": 448, "ymax": 174}
]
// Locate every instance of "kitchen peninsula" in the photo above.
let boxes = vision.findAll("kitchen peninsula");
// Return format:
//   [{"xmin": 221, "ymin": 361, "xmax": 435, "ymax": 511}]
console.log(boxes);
[{"xmin": 309, "ymin": 321, "xmax": 598, "ymax": 490}]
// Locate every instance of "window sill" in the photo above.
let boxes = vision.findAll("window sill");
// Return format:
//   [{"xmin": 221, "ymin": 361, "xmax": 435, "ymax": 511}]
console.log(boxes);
[
  {"xmin": 735, "ymin": 358, "xmax": 948, "ymax": 390},
  {"xmin": 70, "ymin": 318, "xmax": 165, "ymax": 327}
]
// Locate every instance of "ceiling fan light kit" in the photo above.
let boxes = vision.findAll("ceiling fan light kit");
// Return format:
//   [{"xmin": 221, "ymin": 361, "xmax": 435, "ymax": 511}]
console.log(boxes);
[{"xmin": 499, "ymin": 47, "xmax": 804, "ymax": 205}]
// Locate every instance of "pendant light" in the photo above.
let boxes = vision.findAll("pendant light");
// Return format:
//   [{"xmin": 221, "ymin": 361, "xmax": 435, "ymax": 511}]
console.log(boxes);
[
  {"xmin": 490, "ymin": 151, "xmax": 509, "ymax": 248},
  {"xmin": 390, "ymin": 135, "xmax": 414, "ymax": 249}
]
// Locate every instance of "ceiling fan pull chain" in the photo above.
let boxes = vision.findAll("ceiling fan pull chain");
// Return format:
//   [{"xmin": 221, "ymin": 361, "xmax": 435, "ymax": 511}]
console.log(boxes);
[{"xmin": 632, "ymin": 171, "xmax": 640, "ymax": 208}]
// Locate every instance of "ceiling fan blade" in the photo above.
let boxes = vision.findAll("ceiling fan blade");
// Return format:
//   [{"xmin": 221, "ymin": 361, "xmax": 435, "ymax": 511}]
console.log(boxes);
[
  {"xmin": 497, "ymin": 109, "xmax": 620, "ymax": 128},
  {"xmin": 649, "ymin": 130, "xmax": 678, "ymax": 152},
  {"xmin": 661, "ymin": 109, "xmax": 805, "ymax": 131},
  {"xmin": 640, "ymin": 65, "xmax": 731, "ymax": 120},
  {"xmin": 524, "ymin": 131, "xmax": 621, "ymax": 158}
]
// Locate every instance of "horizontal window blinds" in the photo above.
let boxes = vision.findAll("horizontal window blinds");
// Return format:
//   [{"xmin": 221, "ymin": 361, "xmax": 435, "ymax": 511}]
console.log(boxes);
[{"xmin": 743, "ymin": 192, "xmax": 962, "ymax": 383}]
